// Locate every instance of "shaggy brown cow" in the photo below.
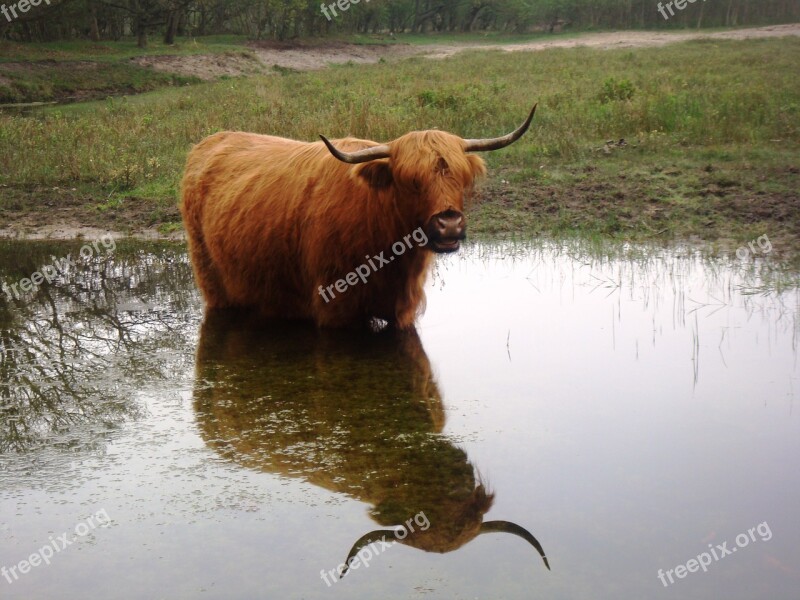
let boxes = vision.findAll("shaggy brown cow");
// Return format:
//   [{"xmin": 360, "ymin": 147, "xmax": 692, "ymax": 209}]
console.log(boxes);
[{"xmin": 180, "ymin": 106, "xmax": 536, "ymax": 328}]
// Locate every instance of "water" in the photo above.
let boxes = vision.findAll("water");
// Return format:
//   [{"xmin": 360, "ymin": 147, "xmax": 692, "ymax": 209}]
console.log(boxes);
[{"xmin": 0, "ymin": 239, "xmax": 798, "ymax": 599}]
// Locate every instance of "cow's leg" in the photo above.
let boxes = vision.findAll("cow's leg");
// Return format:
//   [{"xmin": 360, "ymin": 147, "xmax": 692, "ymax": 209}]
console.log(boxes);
[
  {"xmin": 181, "ymin": 177, "xmax": 231, "ymax": 309},
  {"xmin": 394, "ymin": 306, "xmax": 417, "ymax": 330},
  {"xmin": 394, "ymin": 283, "xmax": 426, "ymax": 330},
  {"xmin": 186, "ymin": 233, "xmax": 230, "ymax": 309}
]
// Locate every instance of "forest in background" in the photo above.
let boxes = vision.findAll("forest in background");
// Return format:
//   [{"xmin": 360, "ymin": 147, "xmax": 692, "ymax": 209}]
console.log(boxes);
[{"xmin": 2, "ymin": 0, "xmax": 799, "ymax": 46}]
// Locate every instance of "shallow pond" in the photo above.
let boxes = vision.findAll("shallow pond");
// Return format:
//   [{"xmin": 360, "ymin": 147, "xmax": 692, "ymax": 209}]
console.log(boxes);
[{"xmin": 0, "ymin": 239, "xmax": 798, "ymax": 600}]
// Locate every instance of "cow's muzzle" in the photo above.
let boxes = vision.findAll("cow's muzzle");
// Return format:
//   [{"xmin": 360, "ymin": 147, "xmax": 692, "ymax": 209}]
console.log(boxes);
[{"xmin": 426, "ymin": 210, "xmax": 466, "ymax": 253}]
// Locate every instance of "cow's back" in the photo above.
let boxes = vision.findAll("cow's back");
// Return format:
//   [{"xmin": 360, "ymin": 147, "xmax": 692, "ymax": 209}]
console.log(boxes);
[{"xmin": 181, "ymin": 132, "xmax": 321, "ymax": 315}]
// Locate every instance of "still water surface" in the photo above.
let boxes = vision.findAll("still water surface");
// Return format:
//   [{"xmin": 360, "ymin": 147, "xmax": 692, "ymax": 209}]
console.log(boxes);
[{"xmin": 0, "ymin": 239, "xmax": 798, "ymax": 599}]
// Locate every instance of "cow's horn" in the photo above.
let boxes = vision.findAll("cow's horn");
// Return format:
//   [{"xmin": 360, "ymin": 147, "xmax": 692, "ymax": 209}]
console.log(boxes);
[
  {"xmin": 319, "ymin": 136, "xmax": 391, "ymax": 164},
  {"xmin": 463, "ymin": 104, "xmax": 537, "ymax": 152},
  {"xmin": 339, "ymin": 529, "xmax": 399, "ymax": 578},
  {"xmin": 479, "ymin": 520, "xmax": 550, "ymax": 570}
]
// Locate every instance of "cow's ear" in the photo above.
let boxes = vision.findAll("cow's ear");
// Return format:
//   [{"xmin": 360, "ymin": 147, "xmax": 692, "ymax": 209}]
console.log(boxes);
[{"xmin": 355, "ymin": 160, "xmax": 393, "ymax": 189}]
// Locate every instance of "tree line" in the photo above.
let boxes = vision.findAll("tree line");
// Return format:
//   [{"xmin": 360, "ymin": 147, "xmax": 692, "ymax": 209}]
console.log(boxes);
[{"xmin": 2, "ymin": 0, "xmax": 799, "ymax": 45}]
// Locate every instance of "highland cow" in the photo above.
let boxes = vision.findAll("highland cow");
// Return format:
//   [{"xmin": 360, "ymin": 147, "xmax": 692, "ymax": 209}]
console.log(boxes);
[{"xmin": 180, "ymin": 106, "xmax": 536, "ymax": 327}]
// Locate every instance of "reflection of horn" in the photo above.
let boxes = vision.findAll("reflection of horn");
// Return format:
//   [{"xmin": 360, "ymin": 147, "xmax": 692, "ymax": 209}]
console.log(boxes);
[
  {"xmin": 340, "ymin": 530, "xmax": 399, "ymax": 578},
  {"xmin": 479, "ymin": 521, "xmax": 550, "ymax": 570}
]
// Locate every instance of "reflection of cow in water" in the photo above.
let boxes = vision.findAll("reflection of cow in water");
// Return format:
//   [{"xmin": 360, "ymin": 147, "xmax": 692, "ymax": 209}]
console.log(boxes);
[{"xmin": 193, "ymin": 312, "xmax": 549, "ymax": 575}]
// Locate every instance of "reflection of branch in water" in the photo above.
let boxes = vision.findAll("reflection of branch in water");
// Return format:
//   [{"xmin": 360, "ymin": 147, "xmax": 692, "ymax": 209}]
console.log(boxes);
[
  {"xmin": 193, "ymin": 311, "xmax": 548, "ymax": 570},
  {"xmin": 0, "ymin": 241, "xmax": 200, "ymax": 454}
]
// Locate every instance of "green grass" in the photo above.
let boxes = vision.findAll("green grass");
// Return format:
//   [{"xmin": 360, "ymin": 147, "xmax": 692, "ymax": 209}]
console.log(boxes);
[
  {"xmin": 0, "ymin": 35, "xmax": 252, "ymax": 62},
  {"xmin": 0, "ymin": 36, "xmax": 798, "ymax": 260},
  {"xmin": 0, "ymin": 35, "xmax": 257, "ymax": 103},
  {"xmin": 0, "ymin": 61, "xmax": 201, "ymax": 104}
]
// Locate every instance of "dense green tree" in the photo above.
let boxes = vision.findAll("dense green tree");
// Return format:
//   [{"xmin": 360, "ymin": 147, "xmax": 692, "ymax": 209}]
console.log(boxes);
[{"xmin": 1, "ymin": 0, "xmax": 798, "ymax": 42}]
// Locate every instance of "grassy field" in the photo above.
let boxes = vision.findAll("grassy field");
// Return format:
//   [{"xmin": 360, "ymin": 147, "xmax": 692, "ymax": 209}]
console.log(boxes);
[
  {"xmin": 0, "ymin": 30, "xmax": 573, "ymax": 62},
  {"xmin": 0, "ymin": 35, "xmax": 253, "ymax": 62},
  {"xmin": 0, "ymin": 36, "xmax": 798, "ymax": 261},
  {"xmin": 0, "ymin": 32, "xmax": 553, "ymax": 103},
  {"xmin": 0, "ymin": 36, "xmax": 257, "ymax": 104}
]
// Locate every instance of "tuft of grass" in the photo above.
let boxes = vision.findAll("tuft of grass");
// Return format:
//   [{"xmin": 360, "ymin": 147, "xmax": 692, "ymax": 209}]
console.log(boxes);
[
  {"xmin": 157, "ymin": 221, "xmax": 183, "ymax": 235},
  {"xmin": 598, "ymin": 77, "xmax": 636, "ymax": 103}
]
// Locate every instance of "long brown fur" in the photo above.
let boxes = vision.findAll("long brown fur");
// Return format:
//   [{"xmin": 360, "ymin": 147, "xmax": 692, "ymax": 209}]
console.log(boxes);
[{"xmin": 180, "ymin": 129, "xmax": 486, "ymax": 328}]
